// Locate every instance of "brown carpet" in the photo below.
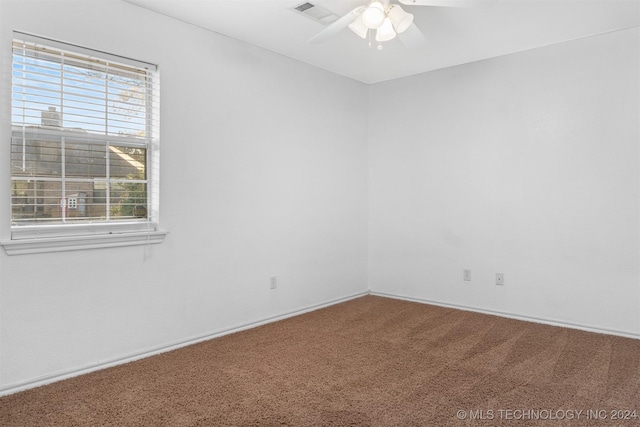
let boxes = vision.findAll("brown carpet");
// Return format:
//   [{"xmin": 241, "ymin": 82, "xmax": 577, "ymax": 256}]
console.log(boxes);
[{"xmin": 1, "ymin": 295, "xmax": 639, "ymax": 426}]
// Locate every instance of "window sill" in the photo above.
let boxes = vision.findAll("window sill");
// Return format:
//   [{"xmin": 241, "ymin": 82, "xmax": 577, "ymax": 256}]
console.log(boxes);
[{"xmin": 1, "ymin": 231, "xmax": 167, "ymax": 255}]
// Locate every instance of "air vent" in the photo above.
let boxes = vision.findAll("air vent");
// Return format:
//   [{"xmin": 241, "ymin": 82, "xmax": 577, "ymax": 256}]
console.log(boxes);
[{"xmin": 292, "ymin": 2, "xmax": 340, "ymax": 25}]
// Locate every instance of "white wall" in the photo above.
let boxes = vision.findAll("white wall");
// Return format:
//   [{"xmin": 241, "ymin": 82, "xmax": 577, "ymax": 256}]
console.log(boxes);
[
  {"xmin": 369, "ymin": 28, "xmax": 640, "ymax": 336},
  {"xmin": 0, "ymin": 0, "xmax": 369, "ymax": 392}
]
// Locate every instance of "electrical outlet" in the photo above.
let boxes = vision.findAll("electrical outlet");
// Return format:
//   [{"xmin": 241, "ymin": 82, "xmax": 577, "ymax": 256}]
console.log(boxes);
[
  {"xmin": 463, "ymin": 269, "xmax": 471, "ymax": 281},
  {"xmin": 496, "ymin": 273, "xmax": 504, "ymax": 286},
  {"xmin": 270, "ymin": 275, "xmax": 277, "ymax": 289}
]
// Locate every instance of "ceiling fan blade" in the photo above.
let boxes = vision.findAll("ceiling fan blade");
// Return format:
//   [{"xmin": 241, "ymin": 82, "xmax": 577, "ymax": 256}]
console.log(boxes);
[
  {"xmin": 398, "ymin": 23, "xmax": 427, "ymax": 48},
  {"xmin": 307, "ymin": 6, "xmax": 366, "ymax": 44},
  {"xmin": 398, "ymin": 0, "xmax": 496, "ymax": 8}
]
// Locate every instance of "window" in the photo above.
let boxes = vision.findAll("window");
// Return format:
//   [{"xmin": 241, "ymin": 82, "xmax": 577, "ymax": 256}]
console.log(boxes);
[{"xmin": 3, "ymin": 33, "xmax": 164, "ymax": 254}]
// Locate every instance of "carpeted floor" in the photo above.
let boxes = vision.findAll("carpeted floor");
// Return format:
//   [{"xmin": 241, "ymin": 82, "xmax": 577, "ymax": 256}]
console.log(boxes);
[{"xmin": 1, "ymin": 295, "xmax": 639, "ymax": 426}]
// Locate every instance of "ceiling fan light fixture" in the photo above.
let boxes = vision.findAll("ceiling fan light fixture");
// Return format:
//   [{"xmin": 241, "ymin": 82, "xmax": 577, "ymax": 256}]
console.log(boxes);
[
  {"xmin": 387, "ymin": 4, "xmax": 414, "ymax": 34},
  {"xmin": 375, "ymin": 17, "xmax": 397, "ymax": 42},
  {"xmin": 348, "ymin": 14, "xmax": 369, "ymax": 39},
  {"xmin": 362, "ymin": 1, "xmax": 386, "ymax": 29}
]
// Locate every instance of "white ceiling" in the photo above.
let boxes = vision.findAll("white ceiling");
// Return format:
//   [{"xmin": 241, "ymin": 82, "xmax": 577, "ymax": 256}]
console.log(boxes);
[{"xmin": 123, "ymin": 0, "xmax": 639, "ymax": 84}]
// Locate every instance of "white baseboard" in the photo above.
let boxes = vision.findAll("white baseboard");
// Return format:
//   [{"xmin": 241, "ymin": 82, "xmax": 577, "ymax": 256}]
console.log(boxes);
[
  {"xmin": 0, "ymin": 290, "xmax": 368, "ymax": 397},
  {"xmin": 370, "ymin": 290, "xmax": 640, "ymax": 340},
  {"xmin": 4, "ymin": 289, "xmax": 637, "ymax": 397}
]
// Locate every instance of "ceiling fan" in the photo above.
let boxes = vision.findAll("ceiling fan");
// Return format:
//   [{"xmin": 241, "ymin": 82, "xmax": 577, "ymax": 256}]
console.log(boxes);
[{"xmin": 308, "ymin": 0, "xmax": 496, "ymax": 49}]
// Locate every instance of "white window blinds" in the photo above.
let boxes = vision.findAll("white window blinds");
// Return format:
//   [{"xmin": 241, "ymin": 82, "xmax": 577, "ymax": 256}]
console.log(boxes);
[{"xmin": 11, "ymin": 34, "xmax": 159, "ymax": 234}]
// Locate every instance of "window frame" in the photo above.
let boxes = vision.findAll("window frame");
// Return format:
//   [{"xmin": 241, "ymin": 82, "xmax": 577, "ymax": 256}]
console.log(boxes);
[{"xmin": 2, "ymin": 32, "xmax": 166, "ymax": 255}]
